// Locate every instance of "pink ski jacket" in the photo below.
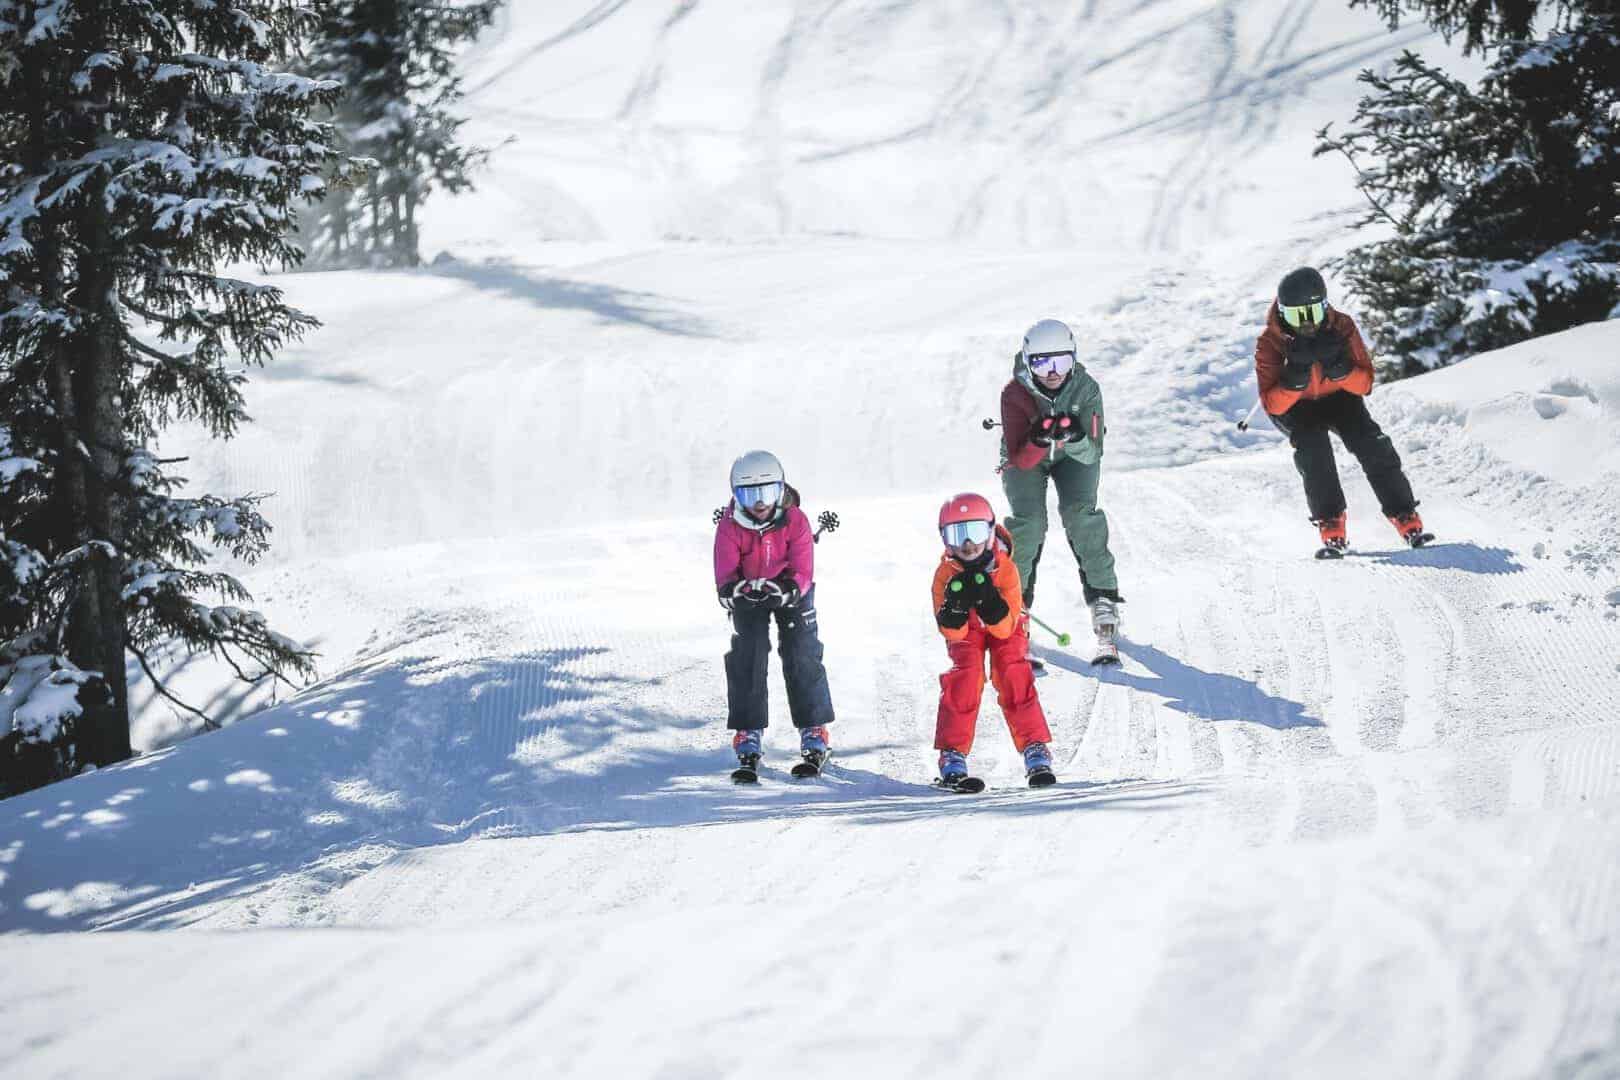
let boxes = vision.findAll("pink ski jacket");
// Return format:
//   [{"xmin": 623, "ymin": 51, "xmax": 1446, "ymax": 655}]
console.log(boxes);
[{"xmin": 713, "ymin": 503, "xmax": 815, "ymax": 594}]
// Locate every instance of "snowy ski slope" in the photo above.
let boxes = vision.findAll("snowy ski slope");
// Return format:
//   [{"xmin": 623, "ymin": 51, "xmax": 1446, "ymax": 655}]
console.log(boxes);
[{"xmin": 5, "ymin": 3, "xmax": 1620, "ymax": 1077}]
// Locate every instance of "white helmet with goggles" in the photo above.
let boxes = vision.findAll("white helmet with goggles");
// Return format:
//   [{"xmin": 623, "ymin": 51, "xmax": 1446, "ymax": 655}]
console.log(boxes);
[
  {"xmin": 729, "ymin": 449, "xmax": 786, "ymax": 530},
  {"xmin": 1021, "ymin": 318, "xmax": 1077, "ymax": 379}
]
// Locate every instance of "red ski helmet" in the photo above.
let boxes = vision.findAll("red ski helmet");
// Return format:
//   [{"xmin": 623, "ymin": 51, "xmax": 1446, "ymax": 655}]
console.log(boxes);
[
  {"xmin": 938, "ymin": 493, "xmax": 996, "ymax": 549},
  {"xmin": 938, "ymin": 493, "xmax": 995, "ymax": 529}
]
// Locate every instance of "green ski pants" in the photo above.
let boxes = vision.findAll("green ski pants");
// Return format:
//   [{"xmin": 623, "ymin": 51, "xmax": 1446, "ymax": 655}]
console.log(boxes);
[{"xmin": 1000, "ymin": 455, "xmax": 1118, "ymax": 605}]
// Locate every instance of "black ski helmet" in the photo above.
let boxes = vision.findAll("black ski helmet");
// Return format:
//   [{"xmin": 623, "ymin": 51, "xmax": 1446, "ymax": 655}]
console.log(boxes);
[{"xmin": 1278, "ymin": 267, "xmax": 1327, "ymax": 308}]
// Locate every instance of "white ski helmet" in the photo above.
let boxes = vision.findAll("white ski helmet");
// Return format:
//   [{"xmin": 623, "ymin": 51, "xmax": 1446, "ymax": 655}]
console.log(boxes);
[
  {"xmin": 1021, "ymin": 318, "xmax": 1077, "ymax": 360},
  {"xmin": 729, "ymin": 449, "xmax": 786, "ymax": 530},
  {"xmin": 729, "ymin": 449, "xmax": 785, "ymax": 490}
]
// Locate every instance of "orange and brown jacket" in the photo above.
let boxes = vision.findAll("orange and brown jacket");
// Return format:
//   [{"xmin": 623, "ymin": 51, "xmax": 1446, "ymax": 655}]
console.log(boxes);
[
  {"xmin": 1255, "ymin": 302, "xmax": 1375, "ymax": 416},
  {"xmin": 931, "ymin": 525, "xmax": 1024, "ymax": 643}
]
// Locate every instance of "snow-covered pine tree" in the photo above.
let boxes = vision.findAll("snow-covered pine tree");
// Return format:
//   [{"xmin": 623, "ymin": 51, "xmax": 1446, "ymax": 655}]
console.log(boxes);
[
  {"xmin": 0, "ymin": 1, "xmax": 338, "ymax": 794},
  {"xmin": 304, "ymin": 0, "xmax": 501, "ymax": 267},
  {"xmin": 1320, "ymin": 3, "xmax": 1620, "ymax": 373}
]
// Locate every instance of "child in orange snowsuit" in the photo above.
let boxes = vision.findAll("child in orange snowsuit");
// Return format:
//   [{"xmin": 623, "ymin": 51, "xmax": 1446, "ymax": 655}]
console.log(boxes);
[{"xmin": 932, "ymin": 493, "xmax": 1055, "ymax": 787}]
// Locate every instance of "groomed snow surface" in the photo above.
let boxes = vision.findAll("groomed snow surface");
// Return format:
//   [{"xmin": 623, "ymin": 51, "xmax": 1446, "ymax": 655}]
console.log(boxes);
[{"xmin": 5, "ymin": 3, "xmax": 1620, "ymax": 1077}]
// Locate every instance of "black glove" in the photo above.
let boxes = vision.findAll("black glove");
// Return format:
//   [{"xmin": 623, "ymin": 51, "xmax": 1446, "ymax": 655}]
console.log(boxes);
[
  {"xmin": 762, "ymin": 572, "xmax": 800, "ymax": 610},
  {"xmin": 975, "ymin": 583, "xmax": 1010, "ymax": 625},
  {"xmin": 1319, "ymin": 338, "xmax": 1353, "ymax": 381},
  {"xmin": 937, "ymin": 570, "xmax": 985, "ymax": 629},
  {"xmin": 1280, "ymin": 352, "xmax": 1313, "ymax": 391},
  {"xmin": 1029, "ymin": 414, "xmax": 1058, "ymax": 448},
  {"xmin": 1054, "ymin": 412, "xmax": 1084, "ymax": 444},
  {"xmin": 719, "ymin": 580, "xmax": 762, "ymax": 611}
]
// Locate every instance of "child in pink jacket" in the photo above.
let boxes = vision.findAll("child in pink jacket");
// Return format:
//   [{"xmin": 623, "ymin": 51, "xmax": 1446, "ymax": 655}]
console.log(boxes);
[{"xmin": 714, "ymin": 450, "xmax": 834, "ymax": 777}]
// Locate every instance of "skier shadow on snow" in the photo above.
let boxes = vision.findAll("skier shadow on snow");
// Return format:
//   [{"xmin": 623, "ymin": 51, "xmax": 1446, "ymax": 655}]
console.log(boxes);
[
  {"xmin": 1035, "ymin": 642, "xmax": 1323, "ymax": 730},
  {"xmin": 1350, "ymin": 542, "xmax": 1523, "ymax": 575},
  {"xmin": 426, "ymin": 258, "xmax": 722, "ymax": 339}
]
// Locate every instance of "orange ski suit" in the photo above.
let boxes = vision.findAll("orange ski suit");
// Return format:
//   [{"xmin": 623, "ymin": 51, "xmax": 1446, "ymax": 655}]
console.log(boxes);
[{"xmin": 931, "ymin": 526, "xmax": 1051, "ymax": 754}]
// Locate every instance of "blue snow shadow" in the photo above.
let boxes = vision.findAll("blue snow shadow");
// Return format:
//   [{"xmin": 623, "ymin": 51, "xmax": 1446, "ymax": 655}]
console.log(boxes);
[
  {"xmin": 425, "ymin": 258, "xmax": 722, "ymax": 339},
  {"xmin": 0, "ymin": 644, "xmax": 1189, "ymax": 934},
  {"xmin": 1352, "ymin": 542, "xmax": 1523, "ymax": 574},
  {"xmin": 1035, "ymin": 641, "xmax": 1324, "ymax": 730}
]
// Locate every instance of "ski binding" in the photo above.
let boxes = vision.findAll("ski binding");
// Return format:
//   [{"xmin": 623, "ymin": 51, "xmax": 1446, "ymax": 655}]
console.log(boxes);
[
  {"xmin": 935, "ymin": 775, "xmax": 987, "ymax": 794},
  {"xmin": 1027, "ymin": 765, "xmax": 1058, "ymax": 788},
  {"xmin": 731, "ymin": 755, "xmax": 761, "ymax": 784}
]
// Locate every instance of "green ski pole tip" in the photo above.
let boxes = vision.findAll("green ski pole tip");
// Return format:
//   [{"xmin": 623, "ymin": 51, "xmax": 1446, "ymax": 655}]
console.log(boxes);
[{"xmin": 1056, "ymin": 632, "xmax": 1072, "ymax": 646}]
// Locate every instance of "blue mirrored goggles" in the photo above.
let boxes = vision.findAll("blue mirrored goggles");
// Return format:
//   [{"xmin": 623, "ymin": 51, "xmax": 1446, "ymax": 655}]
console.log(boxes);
[
  {"xmin": 940, "ymin": 520, "xmax": 993, "ymax": 548},
  {"xmin": 734, "ymin": 482, "xmax": 784, "ymax": 508},
  {"xmin": 1281, "ymin": 300, "xmax": 1328, "ymax": 328},
  {"xmin": 1028, "ymin": 350, "xmax": 1075, "ymax": 377}
]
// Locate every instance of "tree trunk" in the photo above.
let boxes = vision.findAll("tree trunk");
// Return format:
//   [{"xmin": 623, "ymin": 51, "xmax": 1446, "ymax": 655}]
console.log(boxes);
[{"xmin": 66, "ymin": 169, "xmax": 132, "ymax": 766}]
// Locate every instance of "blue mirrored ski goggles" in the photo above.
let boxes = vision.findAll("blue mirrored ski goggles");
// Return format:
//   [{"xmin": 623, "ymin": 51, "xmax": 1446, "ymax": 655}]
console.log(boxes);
[
  {"xmin": 734, "ymin": 482, "xmax": 783, "ymax": 507},
  {"xmin": 1027, "ymin": 350, "xmax": 1075, "ymax": 377},
  {"xmin": 1281, "ymin": 300, "xmax": 1328, "ymax": 328},
  {"xmin": 940, "ymin": 520, "xmax": 993, "ymax": 548}
]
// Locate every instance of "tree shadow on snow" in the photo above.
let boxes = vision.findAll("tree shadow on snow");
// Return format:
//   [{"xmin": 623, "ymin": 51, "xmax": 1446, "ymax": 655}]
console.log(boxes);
[
  {"xmin": 1034, "ymin": 641, "xmax": 1324, "ymax": 730},
  {"xmin": 425, "ymin": 258, "xmax": 722, "ymax": 339},
  {"xmin": 0, "ymin": 645, "xmax": 1195, "ymax": 934}
]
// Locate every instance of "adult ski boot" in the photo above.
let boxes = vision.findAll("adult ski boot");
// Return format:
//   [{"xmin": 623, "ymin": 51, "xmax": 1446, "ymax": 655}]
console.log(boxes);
[
  {"xmin": 1314, "ymin": 512, "xmax": 1349, "ymax": 560},
  {"xmin": 1090, "ymin": 596, "xmax": 1121, "ymax": 666},
  {"xmin": 1389, "ymin": 510, "xmax": 1434, "ymax": 548}
]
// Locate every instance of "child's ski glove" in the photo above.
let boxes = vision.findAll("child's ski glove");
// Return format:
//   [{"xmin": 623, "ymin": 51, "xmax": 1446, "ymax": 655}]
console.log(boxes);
[
  {"xmin": 718, "ymin": 580, "xmax": 751, "ymax": 611},
  {"xmin": 760, "ymin": 572, "xmax": 801, "ymax": 610},
  {"xmin": 974, "ymin": 583, "xmax": 1010, "ymax": 625}
]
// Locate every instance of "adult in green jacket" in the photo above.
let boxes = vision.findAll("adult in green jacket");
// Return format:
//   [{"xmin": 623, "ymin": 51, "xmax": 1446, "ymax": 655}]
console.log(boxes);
[{"xmin": 999, "ymin": 318, "xmax": 1122, "ymax": 641}]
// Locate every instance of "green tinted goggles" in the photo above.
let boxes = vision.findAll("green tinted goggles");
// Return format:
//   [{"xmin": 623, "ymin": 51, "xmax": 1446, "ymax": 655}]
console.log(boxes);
[{"xmin": 1281, "ymin": 300, "xmax": 1328, "ymax": 328}]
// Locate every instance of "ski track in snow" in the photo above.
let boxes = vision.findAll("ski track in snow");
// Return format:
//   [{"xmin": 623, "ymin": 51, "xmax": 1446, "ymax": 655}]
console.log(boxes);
[{"xmin": 5, "ymin": 2, "xmax": 1620, "ymax": 1077}]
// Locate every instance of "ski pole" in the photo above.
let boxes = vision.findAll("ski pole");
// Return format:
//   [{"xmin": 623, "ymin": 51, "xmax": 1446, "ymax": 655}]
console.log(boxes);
[
  {"xmin": 1028, "ymin": 612, "xmax": 1071, "ymax": 647},
  {"xmin": 1236, "ymin": 398, "xmax": 1263, "ymax": 432}
]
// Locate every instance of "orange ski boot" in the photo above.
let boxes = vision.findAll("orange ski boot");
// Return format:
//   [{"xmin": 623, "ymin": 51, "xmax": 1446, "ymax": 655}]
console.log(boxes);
[
  {"xmin": 1314, "ymin": 512, "xmax": 1348, "ymax": 559},
  {"xmin": 1389, "ymin": 510, "xmax": 1433, "ymax": 548}
]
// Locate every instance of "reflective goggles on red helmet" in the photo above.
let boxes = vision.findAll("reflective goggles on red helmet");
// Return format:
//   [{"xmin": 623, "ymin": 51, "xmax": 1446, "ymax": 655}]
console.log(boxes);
[
  {"xmin": 1280, "ymin": 300, "xmax": 1328, "ymax": 329},
  {"xmin": 940, "ymin": 519, "xmax": 993, "ymax": 548},
  {"xmin": 1027, "ymin": 350, "xmax": 1075, "ymax": 377},
  {"xmin": 734, "ymin": 481, "xmax": 783, "ymax": 507}
]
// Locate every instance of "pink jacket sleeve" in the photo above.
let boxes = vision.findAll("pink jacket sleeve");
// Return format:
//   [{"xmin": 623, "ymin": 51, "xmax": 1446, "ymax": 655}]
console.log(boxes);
[
  {"xmin": 713, "ymin": 517, "xmax": 743, "ymax": 587},
  {"xmin": 784, "ymin": 508, "xmax": 815, "ymax": 593}
]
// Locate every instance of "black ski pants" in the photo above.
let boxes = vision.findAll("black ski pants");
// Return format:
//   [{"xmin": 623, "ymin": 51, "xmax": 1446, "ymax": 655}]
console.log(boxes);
[
  {"xmin": 1273, "ymin": 391, "xmax": 1417, "ymax": 522},
  {"xmin": 725, "ymin": 585, "xmax": 834, "ymax": 732}
]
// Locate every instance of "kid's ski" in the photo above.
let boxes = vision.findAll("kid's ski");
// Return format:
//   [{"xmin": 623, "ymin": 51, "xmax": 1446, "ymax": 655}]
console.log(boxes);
[
  {"xmin": 791, "ymin": 749, "xmax": 830, "ymax": 779},
  {"xmin": 731, "ymin": 755, "xmax": 761, "ymax": 784},
  {"xmin": 935, "ymin": 775, "xmax": 987, "ymax": 794}
]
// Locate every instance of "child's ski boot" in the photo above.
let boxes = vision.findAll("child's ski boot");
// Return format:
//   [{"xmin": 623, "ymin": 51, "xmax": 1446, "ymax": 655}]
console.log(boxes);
[
  {"xmin": 1389, "ymin": 510, "xmax": 1434, "ymax": 548},
  {"xmin": 1089, "ymin": 596, "xmax": 1121, "ymax": 666},
  {"xmin": 792, "ymin": 725, "xmax": 831, "ymax": 778},
  {"xmin": 935, "ymin": 749, "xmax": 985, "ymax": 794},
  {"xmin": 731, "ymin": 729, "xmax": 762, "ymax": 784},
  {"xmin": 1314, "ymin": 512, "xmax": 1349, "ymax": 559},
  {"xmin": 1023, "ymin": 741, "xmax": 1057, "ymax": 787}
]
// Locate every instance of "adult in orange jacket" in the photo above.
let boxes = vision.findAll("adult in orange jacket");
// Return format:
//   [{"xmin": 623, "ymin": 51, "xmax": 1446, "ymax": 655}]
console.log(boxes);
[
  {"xmin": 931, "ymin": 493, "xmax": 1055, "ymax": 788},
  {"xmin": 1256, "ymin": 267, "xmax": 1430, "ymax": 555}
]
